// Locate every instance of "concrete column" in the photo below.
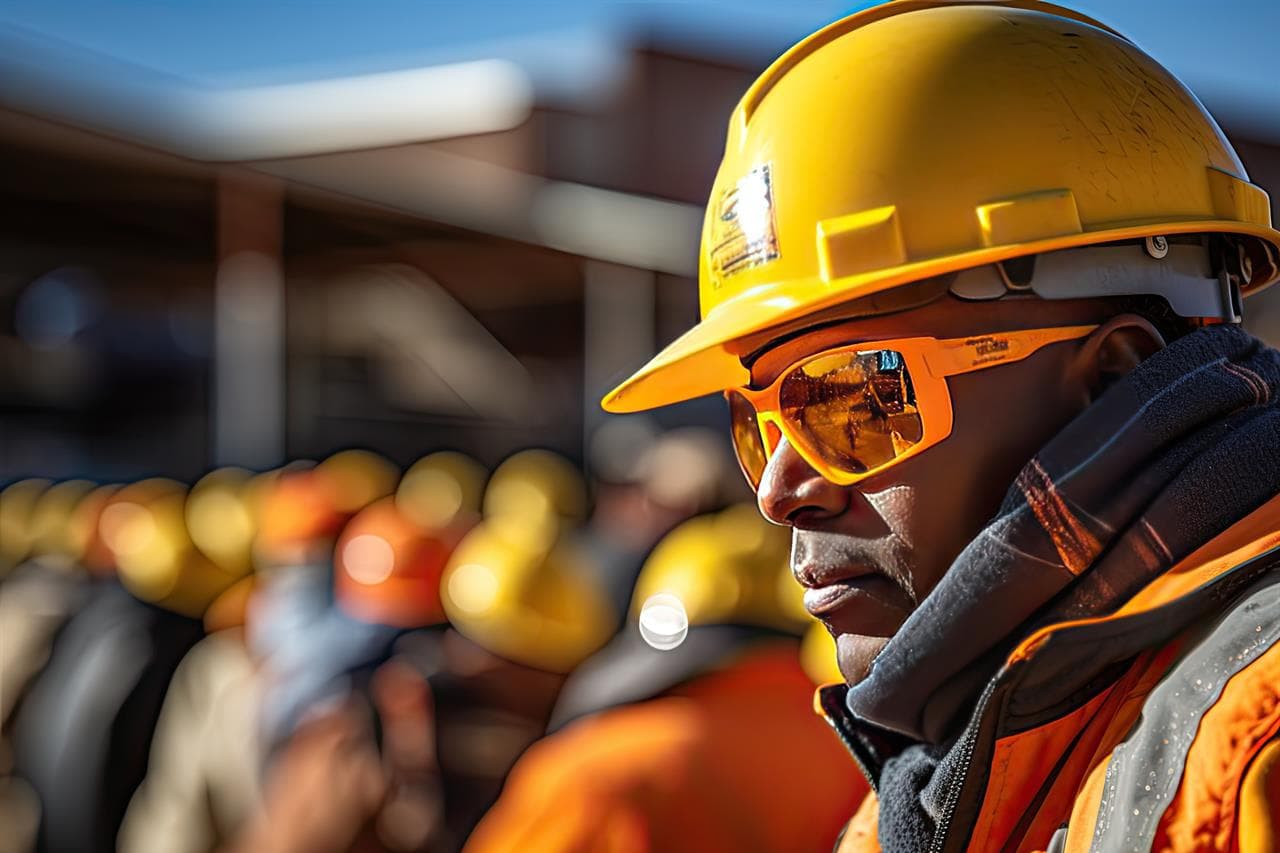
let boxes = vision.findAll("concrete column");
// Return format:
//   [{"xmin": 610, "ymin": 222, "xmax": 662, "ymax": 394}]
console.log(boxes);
[
  {"xmin": 212, "ymin": 170, "xmax": 285, "ymax": 468},
  {"xmin": 583, "ymin": 260, "xmax": 655, "ymax": 458}
]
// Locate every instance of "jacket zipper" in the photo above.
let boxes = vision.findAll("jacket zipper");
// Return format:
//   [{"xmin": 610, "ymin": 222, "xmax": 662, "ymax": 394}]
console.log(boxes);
[
  {"xmin": 928, "ymin": 676, "xmax": 1006, "ymax": 853},
  {"xmin": 819, "ymin": 690, "xmax": 882, "ymax": 795}
]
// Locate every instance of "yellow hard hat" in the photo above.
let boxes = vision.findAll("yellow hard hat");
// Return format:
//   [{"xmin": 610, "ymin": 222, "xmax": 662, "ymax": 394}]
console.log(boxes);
[
  {"xmin": 186, "ymin": 467, "xmax": 276, "ymax": 576},
  {"xmin": 101, "ymin": 479, "xmax": 246, "ymax": 618},
  {"xmin": 483, "ymin": 449, "xmax": 586, "ymax": 549},
  {"xmin": 631, "ymin": 503, "xmax": 805, "ymax": 634},
  {"xmin": 396, "ymin": 451, "xmax": 486, "ymax": 532},
  {"xmin": 316, "ymin": 449, "xmax": 399, "ymax": 516},
  {"xmin": 800, "ymin": 622, "xmax": 844, "ymax": 686},
  {"xmin": 0, "ymin": 479, "xmax": 52, "ymax": 573},
  {"xmin": 440, "ymin": 521, "xmax": 612, "ymax": 673},
  {"xmin": 28, "ymin": 479, "xmax": 96, "ymax": 568},
  {"xmin": 604, "ymin": 0, "xmax": 1280, "ymax": 413}
]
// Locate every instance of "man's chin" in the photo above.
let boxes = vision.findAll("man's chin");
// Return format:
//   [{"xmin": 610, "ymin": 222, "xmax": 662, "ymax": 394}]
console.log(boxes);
[{"xmin": 835, "ymin": 633, "xmax": 892, "ymax": 685}]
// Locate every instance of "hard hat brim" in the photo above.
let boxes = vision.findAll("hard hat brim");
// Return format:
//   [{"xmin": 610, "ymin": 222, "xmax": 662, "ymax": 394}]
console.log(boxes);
[{"xmin": 602, "ymin": 219, "xmax": 1280, "ymax": 413}]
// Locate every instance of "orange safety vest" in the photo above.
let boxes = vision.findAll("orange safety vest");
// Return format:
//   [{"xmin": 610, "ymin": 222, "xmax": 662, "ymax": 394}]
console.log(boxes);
[
  {"xmin": 829, "ymin": 493, "xmax": 1280, "ymax": 853},
  {"xmin": 465, "ymin": 645, "xmax": 868, "ymax": 853}
]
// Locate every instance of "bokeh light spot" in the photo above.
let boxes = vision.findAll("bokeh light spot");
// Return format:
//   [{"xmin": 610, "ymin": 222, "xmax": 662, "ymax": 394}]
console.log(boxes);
[
  {"xmin": 343, "ymin": 533, "xmax": 396, "ymax": 585},
  {"xmin": 639, "ymin": 592, "xmax": 688, "ymax": 651}
]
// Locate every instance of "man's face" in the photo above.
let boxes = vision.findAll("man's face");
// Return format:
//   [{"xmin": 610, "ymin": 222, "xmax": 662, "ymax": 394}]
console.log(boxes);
[{"xmin": 747, "ymin": 296, "xmax": 1098, "ymax": 684}]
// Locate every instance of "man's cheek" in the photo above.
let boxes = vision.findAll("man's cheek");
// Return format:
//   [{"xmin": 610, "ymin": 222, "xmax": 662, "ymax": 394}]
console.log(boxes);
[{"xmin": 860, "ymin": 484, "xmax": 917, "ymax": 550}]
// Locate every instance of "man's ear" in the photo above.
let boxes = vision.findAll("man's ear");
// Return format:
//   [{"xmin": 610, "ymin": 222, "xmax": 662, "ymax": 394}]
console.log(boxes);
[{"xmin": 1069, "ymin": 314, "xmax": 1166, "ymax": 401}]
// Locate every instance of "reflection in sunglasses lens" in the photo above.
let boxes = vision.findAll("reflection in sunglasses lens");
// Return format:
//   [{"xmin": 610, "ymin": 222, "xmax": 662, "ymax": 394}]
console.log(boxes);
[{"xmin": 780, "ymin": 350, "xmax": 923, "ymax": 477}]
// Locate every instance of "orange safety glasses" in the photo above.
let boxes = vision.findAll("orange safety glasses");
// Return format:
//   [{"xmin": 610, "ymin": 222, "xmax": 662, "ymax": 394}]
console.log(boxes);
[{"xmin": 726, "ymin": 325, "xmax": 1098, "ymax": 489}]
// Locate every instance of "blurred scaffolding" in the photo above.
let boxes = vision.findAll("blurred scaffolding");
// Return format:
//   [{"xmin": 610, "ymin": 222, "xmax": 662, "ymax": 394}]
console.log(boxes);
[
  {"xmin": 0, "ymin": 16, "xmax": 769, "ymax": 481},
  {"xmin": 1, "ymin": 4, "xmax": 1279, "ymax": 481}
]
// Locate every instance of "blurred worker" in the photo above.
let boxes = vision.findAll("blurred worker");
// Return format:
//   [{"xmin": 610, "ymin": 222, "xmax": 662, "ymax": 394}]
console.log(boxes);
[
  {"xmin": 224, "ymin": 451, "xmax": 485, "ymax": 853},
  {"xmin": 232, "ymin": 449, "xmax": 605, "ymax": 853},
  {"xmin": 430, "ymin": 449, "xmax": 613, "ymax": 848},
  {"xmin": 118, "ymin": 467, "xmax": 277, "ymax": 853},
  {"xmin": 10, "ymin": 478, "xmax": 209, "ymax": 853},
  {"xmin": 0, "ymin": 478, "xmax": 51, "ymax": 578},
  {"xmin": 0, "ymin": 479, "xmax": 101, "ymax": 853},
  {"xmin": 0, "ymin": 480, "xmax": 98, "ymax": 732},
  {"xmin": 464, "ymin": 504, "xmax": 867, "ymax": 852},
  {"xmin": 600, "ymin": 3, "xmax": 1280, "ymax": 850},
  {"xmin": 579, "ymin": 421, "xmax": 742, "ymax": 622},
  {"xmin": 249, "ymin": 449, "xmax": 399, "ymax": 745}
]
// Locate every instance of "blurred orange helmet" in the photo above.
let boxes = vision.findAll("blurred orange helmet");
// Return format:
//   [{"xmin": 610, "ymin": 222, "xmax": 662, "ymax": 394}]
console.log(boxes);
[
  {"xmin": 72, "ymin": 484, "xmax": 122, "ymax": 576},
  {"xmin": 255, "ymin": 450, "xmax": 397, "ymax": 564},
  {"xmin": 335, "ymin": 497, "xmax": 453, "ymax": 629},
  {"xmin": 255, "ymin": 468, "xmax": 338, "ymax": 556}
]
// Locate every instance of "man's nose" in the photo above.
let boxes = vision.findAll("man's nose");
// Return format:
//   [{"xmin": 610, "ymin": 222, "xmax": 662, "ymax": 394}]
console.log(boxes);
[{"xmin": 756, "ymin": 437, "xmax": 848, "ymax": 525}]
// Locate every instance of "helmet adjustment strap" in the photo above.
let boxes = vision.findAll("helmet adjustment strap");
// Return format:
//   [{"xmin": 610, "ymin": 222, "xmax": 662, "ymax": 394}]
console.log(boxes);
[{"xmin": 950, "ymin": 240, "xmax": 1243, "ymax": 324}]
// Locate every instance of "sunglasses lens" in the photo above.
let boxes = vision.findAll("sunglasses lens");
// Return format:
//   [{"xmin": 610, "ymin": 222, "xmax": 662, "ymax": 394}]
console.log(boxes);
[
  {"xmin": 726, "ymin": 391, "xmax": 768, "ymax": 487},
  {"xmin": 778, "ymin": 349, "xmax": 924, "ymax": 477}
]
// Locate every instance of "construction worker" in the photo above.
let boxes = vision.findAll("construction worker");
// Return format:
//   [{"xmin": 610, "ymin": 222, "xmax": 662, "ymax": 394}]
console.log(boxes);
[
  {"xmin": 0, "ymin": 478, "xmax": 51, "ymax": 577},
  {"xmin": 601, "ymin": 3, "xmax": 1280, "ymax": 850},
  {"xmin": 228, "ymin": 449, "xmax": 610, "ymax": 853},
  {"xmin": 118, "ymin": 466, "xmax": 280, "ymax": 853},
  {"xmin": 0, "ymin": 479, "xmax": 98, "ymax": 853},
  {"xmin": 0, "ymin": 479, "xmax": 97, "ymax": 734},
  {"xmin": 464, "ymin": 503, "xmax": 867, "ymax": 852},
  {"xmin": 431, "ymin": 449, "xmax": 614, "ymax": 846},
  {"xmin": 10, "ymin": 478, "xmax": 208, "ymax": 853},
  {"xmin": 124, "ymin": 452, "xmax": 479, "ymax": 853},
  {"xmin": 249, "ymin": 450, "xmax": 400, "ymax": 746}
]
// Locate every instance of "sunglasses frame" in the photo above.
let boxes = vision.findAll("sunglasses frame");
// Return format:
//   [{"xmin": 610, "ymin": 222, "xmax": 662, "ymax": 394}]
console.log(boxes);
[{"xmin": 726, "ymin": 324, "xmax": 1099, "ymax": 488}]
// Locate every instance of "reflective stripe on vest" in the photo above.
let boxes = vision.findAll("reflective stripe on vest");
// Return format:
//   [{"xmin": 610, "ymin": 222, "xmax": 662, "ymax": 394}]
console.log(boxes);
[{"xmin": 1089, "ymin": 571, "xmax": 1280, "ymax": 850}]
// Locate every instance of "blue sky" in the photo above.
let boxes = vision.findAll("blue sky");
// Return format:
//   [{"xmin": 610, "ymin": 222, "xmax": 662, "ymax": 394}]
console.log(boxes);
[
  {"xmin": 0, "ymin": 2, "xmax": 867, "ymax": 84},
  {"xmin": 1, "ymin": 1, "xmax": 1276, "ymax": 136}
]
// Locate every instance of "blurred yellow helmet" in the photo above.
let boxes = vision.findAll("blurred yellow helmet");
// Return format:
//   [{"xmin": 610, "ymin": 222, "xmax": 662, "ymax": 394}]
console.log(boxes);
[
  {"xmin": 604, "ymin": 0, "xmax": 1280, "ymax": 413},
  {"xmin": 631, "ymin": 503, "xmax": 805, "ymax": 633},
  {"xmin": 800, "ymin": 622, "xmax": 844, "ymax": 686},
  {"xmin": 483, "ymin": 450, "xmax": 586, "ymax": 550},
  {"xmin": 0, "ymin": 479, "xmax": 51, "ymax": 573},
  {"xmin": 101, "ymin": 479, "xmax": 246, "ymax": 618},
  {"xmin": 441, "ymin": 521, "xmax": 612, "ymax": 673},
  {"xmin": 28, "ymin": 479, "xmax": 96, "ymax": 569},
  {"xmin": 316, "ymin": 449, "xmax": 399, "ymax": 515},
  {"xmin": 187, "ymin": 467, "xmax": 276, "ymax": 576},
  {"xmin": 396, "ymin": 451, "xmax": 486, "ymax": 532}
]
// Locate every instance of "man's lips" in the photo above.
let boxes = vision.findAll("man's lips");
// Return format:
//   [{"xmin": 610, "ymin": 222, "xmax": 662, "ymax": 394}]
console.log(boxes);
[
  {"xmin": 802, "ymin": 576, "xmax": 904, "ymax": 617},
  {"xmin": 794, "ymin": 563, "xmax": 914, "ymax": 628},
  {"xmin": 792, "ymin": 561, "xmax": 876, "ymax": 591},
  {"xmin": 804, "ymin": 580, "xmax": 867, "ymax": 616}
]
